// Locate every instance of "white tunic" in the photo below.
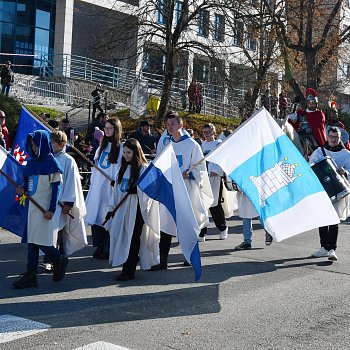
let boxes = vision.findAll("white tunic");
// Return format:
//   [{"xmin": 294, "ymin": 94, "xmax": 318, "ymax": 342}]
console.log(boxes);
[
  {"xmin": 52, "ymin": 151, "xmax": 88, "ymax": 255},
  {"xmin": 27, "ymin": 172, "xmax": 62, "ymax": 246},
  {"xmin": 310, "ymin": 147, "xmax": 350, "ymax": 220},
  {"xmin": 85, "ymin": 142, "xmax": 123, "ymax": 226},
  {"xmin": 108, "ymin": 164, "xmax": 159, "ymax": 270},
  {"xmin": 172, "ymin": 136, "xmax": 213, "ymax": 228}
]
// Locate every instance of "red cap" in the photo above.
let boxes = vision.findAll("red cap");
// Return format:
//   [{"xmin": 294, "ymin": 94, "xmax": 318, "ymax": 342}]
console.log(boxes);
[{"xmin": 305, "ymin": 88, "xmax": 318, "ymax": 98}]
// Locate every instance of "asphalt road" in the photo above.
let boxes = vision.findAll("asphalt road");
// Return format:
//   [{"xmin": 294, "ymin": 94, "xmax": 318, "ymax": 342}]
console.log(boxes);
[{"xmin": 1, "ymin": 217, "xmax": 350, "ymax": 350}]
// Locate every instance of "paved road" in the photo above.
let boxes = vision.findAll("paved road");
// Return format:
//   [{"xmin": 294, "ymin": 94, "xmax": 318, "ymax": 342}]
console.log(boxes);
[{"xmin": 1, "ymin": 217, "xmax": 350, "ymax": 350}]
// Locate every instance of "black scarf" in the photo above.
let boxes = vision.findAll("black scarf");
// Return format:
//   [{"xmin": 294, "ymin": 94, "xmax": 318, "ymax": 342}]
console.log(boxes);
[{"xmin": 323, "ymin": 141, "xmax": 345, "ymax": 152}]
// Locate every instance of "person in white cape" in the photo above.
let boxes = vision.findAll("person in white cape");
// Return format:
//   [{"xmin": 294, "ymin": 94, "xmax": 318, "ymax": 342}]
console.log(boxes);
[
  {"xmin": 85, "ymin": 118, "xmax": 123, "ymax": 260},
  {"xmin": 50, "ymin": 131, "xmax": 87, "ymax": 256},
  {"xmin": 105, "ymin": 138, "xmax": 159, "ymax": 281},
  {"xmin": 151, "ymin": 111, "xmax": 213, "ymax": 270},
  {"xmin": 201, "ymin": 123, "xmax": 236, "ymax": 241},
  {"xmin": 310, "ymin": 126, "xmax": 350, "ymax": 261}
]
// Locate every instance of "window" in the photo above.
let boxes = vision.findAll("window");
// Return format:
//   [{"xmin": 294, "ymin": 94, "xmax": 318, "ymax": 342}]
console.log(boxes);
[
  {"xmin": 232, "ymin": 22, "xmax": 243, "ymax": 46},
  {"xmin": 246, "ymin": 32, "xmax": 257, "ymax": 51},
  {"xmin": 175, "ymin": 1, "xmax": 183, "ymax": 25},
  {"xmin": 344, "ymin": 63, "xmax": 350, "ymax": 78},
  {"xmin": 198, "ymin": 9, "xmax": 209, "ymax": 37},
  {"xmin": 214, "ymin": 14, "xmax": 225, "ymax": 42},
  {"xmin": 157, "ymin": 0, "xmax": 167, "ymax": 25}
]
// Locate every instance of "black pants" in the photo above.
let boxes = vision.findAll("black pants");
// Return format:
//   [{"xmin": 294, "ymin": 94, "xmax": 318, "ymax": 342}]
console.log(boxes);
[
  {"xmin": 319, "ymin": 224, "xmax": 338, "ymax": 251},
  {"xmin": 91, "ymin": 224, "xmax": 110, "ymax": 254},
  {"xmin": 159, "ymin": 231, "xmax": 173, "ymax": 259},
  {"xmin": 92, "ymin": 102, "xmax": 103, "ymax": 119},
  {"xmin": 200, "ymin": 179, "xmax": 226, "ymax": 237},
  {"xmin": 122, "ymin": 205, "xmax": 144, "ymax": 276}
]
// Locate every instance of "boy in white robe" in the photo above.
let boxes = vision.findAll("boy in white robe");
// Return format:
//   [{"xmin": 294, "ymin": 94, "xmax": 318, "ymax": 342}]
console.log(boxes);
[
  {"xmin": 151, "ymin": 111, "xmax": 213, "ymax": 270},
  {"xmin": 50, "ymin": 131, "xmax": 87, "ymax": 256}
]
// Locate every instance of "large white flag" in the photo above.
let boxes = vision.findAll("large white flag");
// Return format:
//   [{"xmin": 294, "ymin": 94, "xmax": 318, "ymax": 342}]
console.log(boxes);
[{"xmin": 206, "ymin": 108, "xmax": 339, "ymax": 242}]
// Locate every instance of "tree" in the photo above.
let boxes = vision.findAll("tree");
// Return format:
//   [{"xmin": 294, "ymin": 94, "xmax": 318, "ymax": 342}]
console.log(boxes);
[{"xmin": 270, "ymin": 0, "xmax": 350, "ymax": 102}]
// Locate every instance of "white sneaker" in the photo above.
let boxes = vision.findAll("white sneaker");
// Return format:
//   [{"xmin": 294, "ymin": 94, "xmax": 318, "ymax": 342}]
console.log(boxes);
[
  {"xmin": 311, "ymin": 247, "xmax": 329, "ymax": 258},
  {"xmin": 219, "ymin": 228, "xmax": 228, "ymax": 240},
  {"xmin": 328, "ymin": 249, "xmax": 338, "ymax": 261},
  {"xmin": 198, "ymin": 236, "xmax": 206, "ymax": 242}
]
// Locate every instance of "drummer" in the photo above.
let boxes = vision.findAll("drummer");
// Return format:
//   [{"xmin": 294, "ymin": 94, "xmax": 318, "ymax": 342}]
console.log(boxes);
[{"xmin": 310, "ymin": 127, "xmax": 350, "ymax": 261}]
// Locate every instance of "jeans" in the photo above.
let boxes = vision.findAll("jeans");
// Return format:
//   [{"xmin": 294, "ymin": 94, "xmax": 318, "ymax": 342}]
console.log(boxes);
[
  {"xmin": 27, "ymin": 243, "xmax": 61, "ymax": 273},
  {"xmin": 1, "ymin": 84, "xmax": 10, "ymax": 96},
  {"xmin": 242, "ymin": 218, "xmax": 253, "ymax": 243}
]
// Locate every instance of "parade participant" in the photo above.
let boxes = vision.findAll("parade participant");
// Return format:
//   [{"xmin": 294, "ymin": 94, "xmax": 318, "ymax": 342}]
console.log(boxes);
[
  {"xmin": 0, "ymin": 110, "xmax": 10, "ymax": 149},
  {"xmin": 151, "ymin": 111, "xmax": 212, "ymax": 270},
  {"xmin": 50, "ymin": 131, "xmax": 87, "ymax": 256},
  {"xmin": 326, "ymin": 102, "xmax": 350, "ymax": 150},
  {"xmin": 201, "ymin": 123, "xmax": 230, "ymax": 240},
  {"xmin": 310, "ymin": 127, "xmax": 350, "ymax": 261},
  {"xmin": 85, "ymin": 118, "xmax": 123, "ymax": 260},
  {"xmin": 13, "ymin": 130, "xmax": 67, "ymax": 289},
  {"xmin": 288, "ymin": 88, "xmax": 326, "ymax": 156},
  {"xmin": 106, "ymin": 138, "xmax": 158, "ymax": 281}
]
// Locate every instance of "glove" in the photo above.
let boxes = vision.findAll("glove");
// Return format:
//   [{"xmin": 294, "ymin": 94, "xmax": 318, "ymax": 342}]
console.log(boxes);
[
  {"xmin": 104, "ymin": 211, "xmax": 114, "ymax": 221},
  {"xmin": 127, "ymin": 185, "xmax": 137, "ymax": 194}
]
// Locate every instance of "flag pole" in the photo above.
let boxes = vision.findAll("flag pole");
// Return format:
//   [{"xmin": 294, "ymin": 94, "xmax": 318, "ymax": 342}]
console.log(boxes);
[
  {"xmin": 102, "ymin": 193, "xmax": 129, "ymax": 226},
  {"xmin": 0, "ymin": 167, "xmax": 74, "ymax": 219},
  {"xmin": 23, "ymin": 104, "xmax": 113, "ymax": 182}
]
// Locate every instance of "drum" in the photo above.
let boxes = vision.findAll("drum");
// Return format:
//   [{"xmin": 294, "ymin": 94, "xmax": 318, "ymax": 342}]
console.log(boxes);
[{"xmin": 311, "ymin": 157, "xmax": 350, "ymax": 202}]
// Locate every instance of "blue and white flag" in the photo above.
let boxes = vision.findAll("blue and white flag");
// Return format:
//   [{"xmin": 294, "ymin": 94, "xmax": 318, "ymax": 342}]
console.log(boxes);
[
  {"xmin": 206, "ymin": 108, "xmax": 339, "ymax": 242},
  {"xmin": 11, "ymin": 106, "xmax": 49, "ymax": 165},
  {"xmin": 0, "ymin": 146, "xmax": 27, "ymax": 238},
  {"xmin": 137, "ymin": 143, "xmax": 202, "ymax": 281}
]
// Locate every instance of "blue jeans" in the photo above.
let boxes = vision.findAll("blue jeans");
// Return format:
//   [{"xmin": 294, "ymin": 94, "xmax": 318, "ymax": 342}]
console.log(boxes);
[
  {"xmin": 27, "ymin": 243, "xmax": 61, "ymax": 273},
  {"xmin": 1, "ymin": 84, "xmax": 10, "ymax": 96},
  {"xmin": 242, "ymin": 218, "xmax": 253, "ymax": 243}
]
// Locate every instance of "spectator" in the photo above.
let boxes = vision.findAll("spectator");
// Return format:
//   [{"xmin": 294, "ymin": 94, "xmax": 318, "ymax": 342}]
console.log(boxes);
[
  {"xmin": 85, "ymin": 112, "xmax": 108, "ymax": 154},
  {"xmin": 0, "ymin": 126, "xmax": 6, "ymax": 149},
  {"xmin": 188, "ymin": 79, "xmax": 199, "ymax": 113},
  {"xmin": 91, "ymin": 83, "xmax": 104, "ymax": 119},
  {"xmin": 60, "ymin": 118, "xmax": 76, "ymax": 143},
  {"xmin": 152, "ymin": 129, "xmax": 161, "ymax": 147},
  {"xmin": 186, "ymin": 128, "xmax": 202, "ymax": 146},
  {"xmin": 196, "ymin": 83, "xmax": 203, "ymax": 113},
  {"xmin": 128, "ymin": 120, "xmax": 156, "ymax": 155},
  {"xmin": 261, "ymin": 88, "xmax": 270, "ymax": 111},
  {"xmin": 48, "ymin": 120, "xmax": 59, "ymax": 130},
  {"xmin": 0, "ymin": 61, "xmax": 14, "ymax": 96},
  {"xmin": 279, "ymin": 91, "xmax": 288, "ymax": 119},
  {"xmin": 0, "ymin": 110, "xmax": 10, "ymax": 149}
]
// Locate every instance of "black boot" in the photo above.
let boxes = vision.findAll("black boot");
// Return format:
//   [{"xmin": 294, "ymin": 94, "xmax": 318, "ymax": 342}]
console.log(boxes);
[
  {"xmin": 150, "ymin": 255, "xmax": 168, "ymax": 271},
  {"xmin": 13, "ymin": 272, "xmax": 38, "ymax": 289},
  {"xmin": 52, "ymin": 255, "xmax": 68, "ymax": 282}
]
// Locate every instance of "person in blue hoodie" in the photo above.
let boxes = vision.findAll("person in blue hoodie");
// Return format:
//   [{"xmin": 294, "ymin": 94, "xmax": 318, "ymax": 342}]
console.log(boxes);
[{"xmin": 13, "ymin": 130, "xmax": 67, "ymax": 289}]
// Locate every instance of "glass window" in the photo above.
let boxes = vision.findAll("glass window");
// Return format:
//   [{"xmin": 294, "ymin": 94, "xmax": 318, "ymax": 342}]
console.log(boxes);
[
  {"xmin": 214, "ymin": 14, "xmax": 225, "ymax": 42},
  {"xmin": 157, "ymin": 0, "xmax": 167, "ymax": 25},
  {"xmin": 175, "ymin": 1, "xmax": 183, "ymax": 25},
  {"xmin": 36, "ymin": 9, "xmax": 50, "ymax": 30},
  {"xmin": 198, "ymin": 9, "xmax": 209, "ymax": 38},
  {"xmin": 0, "ymin": 21, "xmax": 14, "ymax": 53},
  {"xmin": 0, "ymin": 1, "xmax": 16, "ymax": 23},
  {"xmin": 17, "ymin": 2, "xmax": 35, "ymax": 26}
]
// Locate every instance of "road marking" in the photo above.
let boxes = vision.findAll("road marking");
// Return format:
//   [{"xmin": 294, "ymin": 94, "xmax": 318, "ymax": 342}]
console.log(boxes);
[
  {"xmin": 0, "ymin": 314, "xmax": 50, "ymax": 344},
  {"xmin": 73, "ymin": 342, "xmax": 131, "ymax": 350}
]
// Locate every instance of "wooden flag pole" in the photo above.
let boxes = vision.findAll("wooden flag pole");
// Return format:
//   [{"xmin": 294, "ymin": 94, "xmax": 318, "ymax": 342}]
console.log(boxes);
[
  {"xmin": 23, "ymin": 104, "xmax": 113, "ymax": 182},
  {"xmin": 102, "ymin": 193, "xmax": 129, "ymax": 226}
]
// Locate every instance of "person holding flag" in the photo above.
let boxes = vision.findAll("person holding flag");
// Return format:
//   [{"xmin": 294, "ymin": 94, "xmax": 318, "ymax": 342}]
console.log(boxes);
[
  {"xmin": 150, "ymin": 111, "xmax": 212, "ymax": 270},
  {"xmin": 105, "ymin": 138, "xmax": 159, "ymax": 281},
  {"xmin": 12, "ymin": 130, "xmax": 67, "ymax": 289}
]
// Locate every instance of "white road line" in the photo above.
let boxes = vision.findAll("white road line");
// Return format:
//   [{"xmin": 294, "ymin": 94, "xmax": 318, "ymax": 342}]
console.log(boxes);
[
  {"xmin": 0, "ymin": 314, "xmax": 50, "ymax": 344},
  {"xmin": 73, "ymin": 342, "xmax": 131, "ymax": 350}
]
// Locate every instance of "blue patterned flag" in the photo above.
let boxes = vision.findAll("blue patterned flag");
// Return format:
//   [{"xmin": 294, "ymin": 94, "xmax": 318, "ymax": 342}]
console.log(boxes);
[{"xmin": 206, "ymin": 108, "xmax": 340, "ymax": 242}]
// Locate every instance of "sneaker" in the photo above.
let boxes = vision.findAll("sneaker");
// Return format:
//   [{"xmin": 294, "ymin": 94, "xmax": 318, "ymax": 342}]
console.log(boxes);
[
  {"xmin": 116, "ymin": 272, "xmax": 135, "ymax": 281},
  {"xmin": 328, "ymin": 249, "xmax": 338, "ymax": 261},
  {"xmin": 265, "ymin": 232, "xmax": 273, "ymax": 246},
  {"xmin": 52, "ymin": 255, "xmax": 68, "ymax": 282},
  {"xmin": 235, "ymin": 241, "xmax": 252, "ymax": 250},
  {"xmin": 219, "ymin": 228, "xmax": 228, "ymax": 240},
  {"xmin": 311, "ymin": 247, "xmax": 329, "ymax": 258},
  {"xmin": 13, "ymin": 272, "xmax": 38, "ymax": 289},
  {"xmin": 198, "ymin": 236, "xmax": 206, "ymax": 242}
]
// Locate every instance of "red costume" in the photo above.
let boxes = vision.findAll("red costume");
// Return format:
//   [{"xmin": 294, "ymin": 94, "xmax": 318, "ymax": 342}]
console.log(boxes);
[{"xmin": 289, "ymin": 88, "xmax": 326, "ymax": 150}]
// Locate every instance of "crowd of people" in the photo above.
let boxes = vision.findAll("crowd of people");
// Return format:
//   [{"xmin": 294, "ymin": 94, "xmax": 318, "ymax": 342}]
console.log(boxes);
[{"xmin": 1, "ymin": 84, "xmax": 350, "ymax": 289}]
